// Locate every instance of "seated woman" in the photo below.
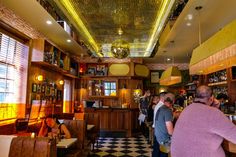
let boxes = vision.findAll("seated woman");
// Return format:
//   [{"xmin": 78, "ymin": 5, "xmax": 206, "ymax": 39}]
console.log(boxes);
[{"xmin": 38, "ymin": 115, "xmax": 71, "ymax": 139}]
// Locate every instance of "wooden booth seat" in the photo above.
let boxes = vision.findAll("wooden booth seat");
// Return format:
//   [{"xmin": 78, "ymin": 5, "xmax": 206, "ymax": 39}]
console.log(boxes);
[
  {"xmin": 0, "ymin": 135, "xmax": 56, "ymax": 157},
  {"xmin": 74, "ymin": 112, "xmax": 101, "ymax": 150},
  {"xmin": 63, "ymin": 119, "xmax": 90, "ymax": 157},
  {"xmin": 86, "ymin": 113, "xmax": 100, "ymax": 150}
]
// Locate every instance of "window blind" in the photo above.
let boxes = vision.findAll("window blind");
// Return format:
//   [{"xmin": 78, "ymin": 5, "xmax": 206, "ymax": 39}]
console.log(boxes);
[{"xmin": 0, "ymin": 33, "xmax": 29, "ymax": 120}]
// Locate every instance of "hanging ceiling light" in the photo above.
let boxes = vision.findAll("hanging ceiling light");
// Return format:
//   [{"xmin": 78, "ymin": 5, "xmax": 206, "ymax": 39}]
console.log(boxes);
[
  {"xmin": 111, "ymin": 39, "xmax": 130, "ymax": 59},
  {"xmin": 189, "ymin": 6, "xmax": 236, "ymax": 75},
  {"xmin": 160, "ymin": 66, "xmax": 182, "ymax": 86}
]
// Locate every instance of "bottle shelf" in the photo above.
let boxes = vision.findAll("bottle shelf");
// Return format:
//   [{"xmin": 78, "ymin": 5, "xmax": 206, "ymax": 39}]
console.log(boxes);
[{"xmin": 208, "ymin": 81, "xmax": 227, "ymax": 86}]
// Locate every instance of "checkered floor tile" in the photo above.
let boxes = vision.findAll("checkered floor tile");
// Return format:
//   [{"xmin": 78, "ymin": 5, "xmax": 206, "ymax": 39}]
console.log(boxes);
[{"xmin": 89, "ymin": 135, "xmax": 152, "ymax": 157}]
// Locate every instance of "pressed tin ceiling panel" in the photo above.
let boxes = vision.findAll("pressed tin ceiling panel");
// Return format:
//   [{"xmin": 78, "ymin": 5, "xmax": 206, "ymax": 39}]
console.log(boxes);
[{"xmin": 55, "ymin": 0, "xmax": 175, "ymax": 57}]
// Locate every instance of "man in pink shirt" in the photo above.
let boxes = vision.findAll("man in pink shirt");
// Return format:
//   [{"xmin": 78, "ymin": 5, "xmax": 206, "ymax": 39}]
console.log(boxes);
[{"xmin": 171, "ymin": 85, "xmax": 236, "ymax": 157}]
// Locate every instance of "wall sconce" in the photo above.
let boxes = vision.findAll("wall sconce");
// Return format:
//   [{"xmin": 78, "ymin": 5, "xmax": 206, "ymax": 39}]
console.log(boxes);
[
  {"xmin": 36, "ymin": 74, "xmax": 44, "ymax": 82},
  {"xmin": 59, "ymin": 80, "xmax": 64, "ymax": 85}
]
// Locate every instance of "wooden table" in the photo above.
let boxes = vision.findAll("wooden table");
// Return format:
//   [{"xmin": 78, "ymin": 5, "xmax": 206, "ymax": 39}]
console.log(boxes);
[
  {"xmin": 57, "ymin": 138, "xmax": 77, "ymax": 149},
  {"xmin": 87, "ymin": 124, "xmax": 95, "ymax": 131}
]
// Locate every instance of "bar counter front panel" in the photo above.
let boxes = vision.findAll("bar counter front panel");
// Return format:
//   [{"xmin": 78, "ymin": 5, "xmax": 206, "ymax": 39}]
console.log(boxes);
[{"xmin": 84, "ymin": 108, "xmax": 140, "ymax": 137}]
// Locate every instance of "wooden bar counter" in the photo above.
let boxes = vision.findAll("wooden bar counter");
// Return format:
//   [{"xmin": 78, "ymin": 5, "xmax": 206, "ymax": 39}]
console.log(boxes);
[
  {"xmin": 84, "ymin": 107, "xmax": 140, "ymax": 137},
  {"xmin": 223, "ymin": 140, "xmax": 236, "ymax": 157},
  {"xmin": 223, "ymin": 140, "xmax": 236, "ymax": 153}
]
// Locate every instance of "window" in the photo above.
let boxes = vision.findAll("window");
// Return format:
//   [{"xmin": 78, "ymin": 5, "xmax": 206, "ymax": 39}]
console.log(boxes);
[
  {"xmin": 0, "ymin": 33, "xmax": 29, "ymax": 120},
  {"xmin": 104, "ymin": 81, "xmax": 116, "ymax": 96}
]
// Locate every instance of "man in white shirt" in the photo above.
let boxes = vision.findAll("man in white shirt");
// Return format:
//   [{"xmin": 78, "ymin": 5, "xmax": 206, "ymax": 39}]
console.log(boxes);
[{"xmin": 152, "ymin": 92, "xmax": 166, "ymax": 157}]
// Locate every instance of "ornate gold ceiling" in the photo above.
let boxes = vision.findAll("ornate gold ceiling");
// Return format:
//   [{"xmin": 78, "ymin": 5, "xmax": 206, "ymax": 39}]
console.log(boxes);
[{"xmin": 55, "ymin": 0, "xmax": 175, "ymax": 57}]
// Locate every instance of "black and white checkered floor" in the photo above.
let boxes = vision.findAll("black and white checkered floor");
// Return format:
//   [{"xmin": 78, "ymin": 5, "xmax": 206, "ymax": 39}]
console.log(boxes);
[{"xmin": 89, "ymin": 135, "xmax": 152, "ymax": 157}]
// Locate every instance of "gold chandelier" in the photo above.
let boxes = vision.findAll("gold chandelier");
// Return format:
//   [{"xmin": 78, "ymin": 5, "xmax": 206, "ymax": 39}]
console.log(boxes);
[{"xmin": 111, "ymin": 39, "xmax": 130, "ymax": 59}]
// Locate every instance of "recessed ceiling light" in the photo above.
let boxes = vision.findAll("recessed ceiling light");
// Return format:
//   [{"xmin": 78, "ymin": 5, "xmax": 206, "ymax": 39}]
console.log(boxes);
[
  {"xmin": 46, "ymin": 20, "xmax": 52, "ymax": 25},
  {"xmin": 187, "ymin": 14, "xmax": 193, "ymax": 20},
  {"xmin": 118, "ymin": 28, "xmax": 123, "ymax": 35},
  {"xmin": 186, "ymin": 22, "xmax": 192, "ymax": 26},
  {"xmin": 67, "ymin": 39, "xmax": 71, "ymax": 43}
]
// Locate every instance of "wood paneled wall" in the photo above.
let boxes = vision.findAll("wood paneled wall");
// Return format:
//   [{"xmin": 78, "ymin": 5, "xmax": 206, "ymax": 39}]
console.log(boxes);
[
  {"xmin": 27, "ymin": 64, "xmax": 68, "ymax": 116},
  {"xmin": 78, "ymin": 78, "xmax": 142, "ymax": 108}
]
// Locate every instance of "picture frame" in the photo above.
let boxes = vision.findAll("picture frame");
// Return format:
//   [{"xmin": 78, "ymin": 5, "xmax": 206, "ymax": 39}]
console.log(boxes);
[
  {"xmin": 54, "ymin": 89, "xmax": 57, "ymax": 97},
  {"xmin": 41, "ymin": 85, "xmax": 45, "ymax": 93},
  {"xmin": 32, "ymin": 83, "xmax": 37, "ymax": 93},
  {"xmin": 96, "ymin": 65, "xmax": 106, "ymax": 76},
  {"xmin": 45, "ymin": 86, "xmax": 50, "ymax": 95},
  {"xmin": 51, "ymin": 88, "xmax": 55, "ymax": 96},
  {"xmin": 37, "ymin": 84, "xmax": 41, "ymax": 93},
  {"xmin": 151, "ymin": 71, "xmax": 160, "ymax": 83},
  {"xmin": 87, "ymin": 67, "xmax": 96, "ymax": 75},
  {"xmin": 57, "ymin": 90, "xmax": 62, "ymax": 101}
]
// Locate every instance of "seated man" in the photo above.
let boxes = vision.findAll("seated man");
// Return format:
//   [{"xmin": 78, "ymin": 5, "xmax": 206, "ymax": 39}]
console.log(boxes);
[{"xmin": 38, "ymin": 115, "xmax": 71, "ymax": 139}]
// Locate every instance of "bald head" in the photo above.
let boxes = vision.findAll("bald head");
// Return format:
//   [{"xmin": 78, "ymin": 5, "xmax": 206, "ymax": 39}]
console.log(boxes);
[
  {"xmin": 159, "ymin": 92, "xmax": 167, "ymax": 101},
  {"xmin": 195, "ymin": 85, "xmax": 212, "ymax": 99}
]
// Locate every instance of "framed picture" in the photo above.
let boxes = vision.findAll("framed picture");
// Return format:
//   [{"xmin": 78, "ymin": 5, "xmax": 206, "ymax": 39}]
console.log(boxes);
[
  {"xmin": 87, "ymin": 67, "xmax": 96, "ymax": 75},
  {"xmin": 51, "ymin": 88, "xmax": 55, "ymax": 96},
  {"xmin": 151, "ymin": 71, "xmax": 160, "ymax": 83},
  {"xmin": 41, "ymin": 85, "xmax": 45, "ymax": 93},
  {"xmin": 45, "ymin": 86, "xmax": 50, "ymax": 95},
  {"xmin": 57, "ymin": 90, "xmax": 62, "ymax": 101},
  {"xmin": 96, "ymin": 65, "xmax": 106, "ymax": 76},
  {"xmin": 54, "ymin": 89, "xmax": 57, "ymax": 97},
  {"xmin": 37, "ymin": 84, "xmax": 41, "ymax": 93},
  {"xmin": 32, "ymin": 83, "xmax": 37, "ymax": 93}
]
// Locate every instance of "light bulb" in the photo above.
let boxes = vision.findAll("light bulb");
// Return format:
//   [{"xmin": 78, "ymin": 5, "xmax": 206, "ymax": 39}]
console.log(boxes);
[
  {"xmin": 59, "ymin": 80, "xmax": 64, "ymax": 85},
  {"xmin": 36, "ymin": 75, "xmax": 43, "ymax": 81}
]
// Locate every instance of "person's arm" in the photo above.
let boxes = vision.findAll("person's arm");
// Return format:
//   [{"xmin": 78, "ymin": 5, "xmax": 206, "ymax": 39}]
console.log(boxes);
[
  {"xmin": 211, "ymin": 109, "xmax": 236, "ymax": 143},
  {"xmin": 164, "ymin": 109, "xmax": 174, "ymax": 135},
  {"xmin": 38, "ymin": 120, "xmax": 48, "ymax": 137},
  {"xmin": 61, "ymin": 124, "xmax": 71, "ymax": 139},
  {"xmin": 166, "ymin": 121, "xmax": 174, "ymax": 135}
]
